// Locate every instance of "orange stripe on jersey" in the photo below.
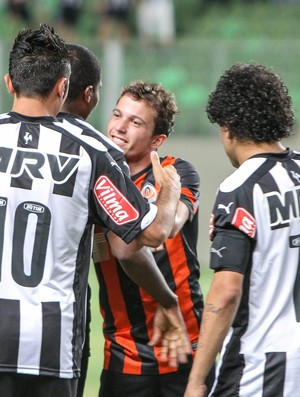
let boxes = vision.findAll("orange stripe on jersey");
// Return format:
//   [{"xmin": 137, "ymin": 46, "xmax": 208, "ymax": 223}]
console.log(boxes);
[
  {"xmin": 161, "ymin": 156, "xmax": 176, "ymax": 167},
  {"xmin": 181, "ymin": 186, "xmax": 198, "ymax": 213},
  {"xmin": 134, "ymin": 172, "xmax": 147, "ymax": 191},
  {"xmin": 165, "ymin": 234, "xmax": 200, "ymax": 343},
  {"xmin": 97, "ymin": 255, "xmax": 143, "ymax": 374}
]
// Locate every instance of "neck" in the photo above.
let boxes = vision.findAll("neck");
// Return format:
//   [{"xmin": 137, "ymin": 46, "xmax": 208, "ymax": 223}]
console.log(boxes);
[
  {"xmin": 11, "ymin": 97, "xmax": 57, "ymax": 117},
  {"xmin": 237, "ymin": 140, "xmax": 287, "ymax": 165},
  {"xmin": 128, "ymin": 157, "xmax": 152, "ymax": 176}
]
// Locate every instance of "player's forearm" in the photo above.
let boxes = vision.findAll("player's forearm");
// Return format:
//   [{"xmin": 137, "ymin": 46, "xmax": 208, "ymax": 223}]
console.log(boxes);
[
  {"xmin": 137, "ymin": 184, "xmax": 180, "ymax": 247},
  {"xmin": 119, "ymin": 246, "xmax": 178, "ymax": 309},
  {"xmin": 185, "ymin": 271, "xmax": 243, "ymax": 393}
]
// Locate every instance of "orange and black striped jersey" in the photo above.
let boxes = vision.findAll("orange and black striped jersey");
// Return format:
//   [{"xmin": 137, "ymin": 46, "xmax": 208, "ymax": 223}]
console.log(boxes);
[{"xmin": 94, "ymin": 155, "xmax": 203, "ymax": 375}]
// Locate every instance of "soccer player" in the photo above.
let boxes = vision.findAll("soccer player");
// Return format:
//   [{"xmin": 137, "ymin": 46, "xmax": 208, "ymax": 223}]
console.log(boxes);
[
  {"xmin": 93, "ymin": 81, "xmax": 213, "ymax": 397},
  {"xmin": 58, "ymin": 44, "xmax": 192, "ymax": 397},
  {"xmin": 184, "ymin": 63, "xmax": 299, "ymax": 397},
  {"xmin": 0, "ymin": 25, "xmax": 189, "ymax": 397}
]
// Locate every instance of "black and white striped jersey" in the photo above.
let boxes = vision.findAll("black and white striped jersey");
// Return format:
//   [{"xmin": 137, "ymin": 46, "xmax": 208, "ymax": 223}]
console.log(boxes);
[
  {"xmin": 209, "ymin": 149, "xmax": 300, "ymax": 396},
  {"xmin": 0, "ymin": 111, "xmax": 156, "ymax": 379},
  {"xmin": 57, "ymin": 112, "xmax": 130, "ymax": 176}
]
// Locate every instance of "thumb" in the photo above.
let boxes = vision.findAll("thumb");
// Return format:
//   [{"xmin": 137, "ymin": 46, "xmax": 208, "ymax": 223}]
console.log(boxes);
[
  {"xmin": 150, "ymin": 151, "xmax": 164, "ymax": 187},
  {"xmin": 150, "ymin": 150, "xmax": 160, "ymax": 169},
  {"xmin": 148, "ymin": 327, "xmax": 162, "ymax": 347}
]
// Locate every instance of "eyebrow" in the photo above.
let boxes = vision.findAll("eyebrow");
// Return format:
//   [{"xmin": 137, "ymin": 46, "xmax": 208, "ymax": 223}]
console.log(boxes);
[{"xmin": 113, "ymin": 108, "xmax": 147, "ymax": 125}]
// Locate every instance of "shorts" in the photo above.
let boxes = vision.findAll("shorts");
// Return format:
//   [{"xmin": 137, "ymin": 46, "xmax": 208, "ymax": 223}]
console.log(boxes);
[
  {"xmin": 99, "ymin": 360, "xmax": 215, "ymax": 397},
  {"xmin": 0, "ymin": 373, "xmax": 78, "ymax": 397},
  {"xmin": 99, "ymin": 367, "xmax": 191, "ymax": 397}
]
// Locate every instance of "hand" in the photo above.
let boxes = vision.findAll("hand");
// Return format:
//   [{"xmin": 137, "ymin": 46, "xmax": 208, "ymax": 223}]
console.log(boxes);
[
  {"xmin": 184, "ymin": 383, "xmax": 208, "ymax": 397},
  {"xmin": 150, "ymin": 151, "xmax": 181, "ymax": 194},
  {"xmin": 148, "ymin": 304, "xmax": 192, "ymax": 367}
]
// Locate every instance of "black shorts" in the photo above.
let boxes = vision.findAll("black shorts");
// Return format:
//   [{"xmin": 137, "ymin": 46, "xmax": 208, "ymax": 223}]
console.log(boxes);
[
  {"xmin": 0, "ymin": 373, "xmax": 78, "ymax": 397},
  {"xmin": 99, "ymin": 360, "xmax": 215, "ymax": 397}
]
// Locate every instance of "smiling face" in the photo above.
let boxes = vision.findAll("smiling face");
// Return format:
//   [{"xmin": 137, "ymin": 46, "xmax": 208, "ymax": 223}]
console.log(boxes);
[{"xmin": 107, "ymin": 94, "xmax": 166, "ymax": 173}]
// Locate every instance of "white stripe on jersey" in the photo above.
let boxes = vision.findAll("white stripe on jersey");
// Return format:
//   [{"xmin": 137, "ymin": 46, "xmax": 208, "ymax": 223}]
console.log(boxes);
[
  {"xmin": 60, "ymin": 302, "xmax": 77, "ymax": 378},
  {"xmin": 57, "ymin": 119, "xmax": 108, "ymax": 153},
  {"xmin": 18, "ymin": 301, "xmax": 42, "ymax": 375}
]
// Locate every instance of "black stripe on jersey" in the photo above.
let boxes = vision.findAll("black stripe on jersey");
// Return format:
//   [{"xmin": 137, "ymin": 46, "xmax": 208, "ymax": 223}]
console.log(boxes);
[
  {"xmin": 181, "ymin": 206, "xmax": 204, "ymax": 324},
  {"xmin": 117, "ymin": 265, "xmax": 159, "ymax": 375},
  {"xmin": 52, "ymin": 133, "xmax": 80, "ymax": 197},
  {"xmin": 18, "ymin": 123, "xmax": 40, "ymax": 149},
  {"xmin": 292, "ymin": 238, "xmax": 300, "ymax": 322},
  {"xmin": 212, "ymin": 331, "xmax": 245, "ymax": 396},
  {"xmin": 40, "ymin": 302, "xmax": 61, "ymax": 375},
  {"xmin": 11, "ymin": 124, "xmax": 41, "ymax": 190},
  {"xmin": 262, "ymin": 352, "xmax": 286, "ymax": 397},
  {"xmin": 95, "ymin": 266, "xmax": 124, "ymax": 372},
  {"xmin": 0, "ymin": 299, "xmax": 20, "ymax": 371},
  {"xmin": 0, "ymin": 198, "xmax": 7, "ymax": 281}
]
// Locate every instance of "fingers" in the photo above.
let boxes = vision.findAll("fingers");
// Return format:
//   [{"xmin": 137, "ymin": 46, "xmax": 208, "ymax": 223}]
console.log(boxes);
[{"xmin": 160, "ymin": 331, "xmax": 191, "ymax": 367}]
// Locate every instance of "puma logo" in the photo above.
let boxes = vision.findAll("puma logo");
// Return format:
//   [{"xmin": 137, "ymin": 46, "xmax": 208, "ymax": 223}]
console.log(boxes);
[{"xmin": 217, "ymin": 202, "xmax": 234, "ymax": 214}]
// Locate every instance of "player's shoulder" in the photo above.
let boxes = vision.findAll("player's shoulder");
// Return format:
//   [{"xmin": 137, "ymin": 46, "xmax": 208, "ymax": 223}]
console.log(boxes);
[
  {"xmin": 160, "ymin": 155, "xmax": 200, "ymax": 182},
  {"xmin": 220, "ymin": 157, "xmax": 268, "ymax": 193},
  {"xmin": 160, "ymin": 155, "xmax": 197, "ymax": 171},
  {"xmin": 58, "ymin": 113, "xmax": 124, "ymax": 154},
  {"xmin": 54, "ymin": 118, "xmax": 109, "ymax": 154}
]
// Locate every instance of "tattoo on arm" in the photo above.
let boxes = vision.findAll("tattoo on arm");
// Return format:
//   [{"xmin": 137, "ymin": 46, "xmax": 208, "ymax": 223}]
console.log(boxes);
[{"xmin": 206, "ymin": 303, "xmax": 222, "ymax": 315}]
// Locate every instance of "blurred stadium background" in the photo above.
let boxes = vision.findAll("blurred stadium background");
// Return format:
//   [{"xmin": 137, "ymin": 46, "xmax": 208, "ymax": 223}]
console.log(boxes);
[{"xmin": 0, "ymin": 0, "xmax": 300, "ymax": 395}]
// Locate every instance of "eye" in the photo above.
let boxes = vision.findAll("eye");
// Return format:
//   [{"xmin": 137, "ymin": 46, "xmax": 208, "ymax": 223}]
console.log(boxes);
[
  {"xmin": 112, "ymin": 110, "xmax": 120, "ymax": 118},
  {"xmin": 132, "ymin": 119, "xmax": 142, "ymax": 126}
]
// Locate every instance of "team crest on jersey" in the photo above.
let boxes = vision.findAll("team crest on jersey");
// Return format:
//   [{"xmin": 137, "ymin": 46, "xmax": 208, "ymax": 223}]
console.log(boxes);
[
  {"xmin": 231, "ymin": 207, "xmax": 256, "ymax": 238},
  {"xmin": 94, "ymin": 175, "xmax": 139, "ymax": 225},
  {"xmin": 141, "ymin": 182, "xmax": 157, "ymax": 203}
]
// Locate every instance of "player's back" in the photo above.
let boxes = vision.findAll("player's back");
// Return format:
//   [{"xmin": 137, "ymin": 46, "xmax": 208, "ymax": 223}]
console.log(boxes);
[
  {"xmin": 0, "ymin": 112, "xmax": 101, "ymax": 378},
  {"xmin": 212, "ymin": 150, "xmax": 300, "ymax": 396}
]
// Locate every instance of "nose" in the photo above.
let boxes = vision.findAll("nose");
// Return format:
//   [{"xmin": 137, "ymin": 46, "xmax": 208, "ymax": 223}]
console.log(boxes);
[{"xmin": 114, "ymin": 117, "xmax": 129, "ymax": 134}]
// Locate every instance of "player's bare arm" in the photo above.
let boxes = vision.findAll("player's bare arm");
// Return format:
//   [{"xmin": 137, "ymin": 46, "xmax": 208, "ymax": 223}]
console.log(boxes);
[
  {"xmin": 184, "ymin": 271, "xmax": 243, "ymax": 397},
  {"xmin": 107, "ymin": 232, "xmax": 178, "ymax": 308},
  {"xmin": 107, "ymin": 231, "xmax": 192, "ymax": 367}
]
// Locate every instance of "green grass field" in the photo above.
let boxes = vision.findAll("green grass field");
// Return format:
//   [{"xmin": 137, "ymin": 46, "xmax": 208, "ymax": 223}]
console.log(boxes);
[{"xmin": 83, "ymin": 263, "xmax": 214, "ymax": 397}]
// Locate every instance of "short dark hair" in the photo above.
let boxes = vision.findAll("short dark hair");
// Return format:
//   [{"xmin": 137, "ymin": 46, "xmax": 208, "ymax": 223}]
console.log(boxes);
[
  {"xmin": 66, "ymin": 44, "xmax": 102, "ymax": 101},
  {"xmin": 9, "ymin": 24, "xmax": 70, "ymax": 99},
  {"xmin": 206, "ymin": 63, "xmax": 294, "ymax": 142},
  {"xmin": 119, "ymin": 81, "xmax": 178, "ymax": 137}
]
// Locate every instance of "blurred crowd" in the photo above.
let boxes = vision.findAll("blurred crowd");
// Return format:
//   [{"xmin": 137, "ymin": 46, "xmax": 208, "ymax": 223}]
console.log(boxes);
[
  {"xmin": 2, "ymin": 0, "xmax": 177, "ymax": 47},
  {"xmin": 2, "ymin": 0, "xmax": 300, "ymax": 45}
]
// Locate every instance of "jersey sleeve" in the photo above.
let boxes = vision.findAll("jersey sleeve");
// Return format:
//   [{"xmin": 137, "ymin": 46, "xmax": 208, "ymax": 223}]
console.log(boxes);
[
  {"xmin": 209, "ymin": 183, "xmax": 255, "ymax": 274},
  {"xmin": 90, "ymin": 150, "xmax": 157, "ymax": 244},
  {"xmin": 165, "ymin": 157, "xmax": 200, "ymax": 221}
]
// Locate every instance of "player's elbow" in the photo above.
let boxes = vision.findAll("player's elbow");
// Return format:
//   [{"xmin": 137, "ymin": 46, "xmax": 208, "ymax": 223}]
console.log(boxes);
[{"xmin": 137, "ymin": 224, "xmax": 170, "ymax": 248}]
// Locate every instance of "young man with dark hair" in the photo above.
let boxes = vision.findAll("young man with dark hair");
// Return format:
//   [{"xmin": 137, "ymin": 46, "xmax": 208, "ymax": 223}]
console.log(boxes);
[
  {"xmin": 0, "ymin": 26, "xmax": 189, "ymax": 397},
  {"xmin": 184, "ymin": 63, "xmax": 299, "ymax": 397}
]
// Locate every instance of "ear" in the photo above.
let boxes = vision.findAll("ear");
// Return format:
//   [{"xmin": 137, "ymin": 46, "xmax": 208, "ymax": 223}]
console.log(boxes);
[
  {"xmin": 220, "ymin": 126, "xmax": 234, "ymax": 140},
  {"xmin": 84, "ymin": 85, "xmax": 93, "ymax": 104},
  {"xmin": 4, "ymin": 74, "xmax": 15, "ymax": 95},
  {"xmin": 57, "ymin": 77, "xmax": 69, "ymax": 100},
  {"xmin": 150, "ymin": 134, "xmax": 167, "ymax": 150}
]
